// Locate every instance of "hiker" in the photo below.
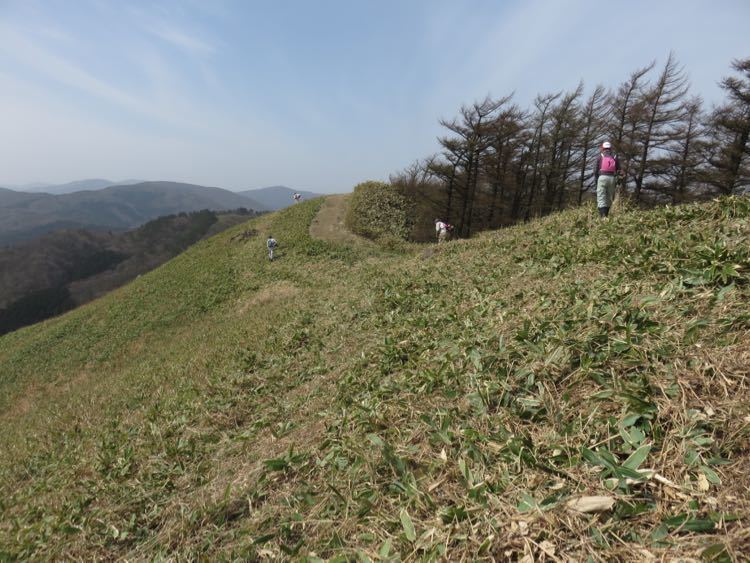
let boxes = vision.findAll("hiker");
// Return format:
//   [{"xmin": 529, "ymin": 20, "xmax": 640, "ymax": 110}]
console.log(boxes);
[
  {"xmin": 593, "ymin": 141, "xmax": 621, "ymax": 218},
  {"xmin": 434, "ymin": 218, "xmax": 451, "ymax": 243},
  {"xmin": 292, "ymin": 192, "xmax": 302, "ymax": 203},
  {"xmin": 266, "ymin": 235, "xmax": 277, "ymax": 261}
]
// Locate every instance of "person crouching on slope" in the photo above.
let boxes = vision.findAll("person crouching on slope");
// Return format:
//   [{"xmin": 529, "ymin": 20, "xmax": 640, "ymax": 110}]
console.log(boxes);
[
  {"xmin": 435, "ymin": 218, "xmax": 449, "ymax": 243},
  {"xmin": 594, "ymin": 141, "xmax": 621, "ymax": 218},
  {"xmin": 266, "ymin": 235, "xmax": 277, "ymax": 261}
]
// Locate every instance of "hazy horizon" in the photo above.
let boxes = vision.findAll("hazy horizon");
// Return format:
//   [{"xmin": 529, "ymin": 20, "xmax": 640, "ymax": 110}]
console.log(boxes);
[
  {"xmin": 1, "ymin": 0, "xmax": 748, "ymax": 193},
  {"xmin": 0, "ymin": 178, "xmax": 323, "ymax": 194}
]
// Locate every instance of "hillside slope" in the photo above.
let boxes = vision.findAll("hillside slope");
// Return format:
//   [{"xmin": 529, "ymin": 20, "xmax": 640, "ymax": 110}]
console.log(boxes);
[{"xmin": 1, "ymin": 197, "xmax": 749, "ymax": 560}]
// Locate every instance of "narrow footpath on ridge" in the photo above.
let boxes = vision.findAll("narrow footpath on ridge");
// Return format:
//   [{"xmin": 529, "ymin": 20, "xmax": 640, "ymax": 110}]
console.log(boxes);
[{"xmin": 308, "ymin": 194, "xmax": 362, "ymax": 244}]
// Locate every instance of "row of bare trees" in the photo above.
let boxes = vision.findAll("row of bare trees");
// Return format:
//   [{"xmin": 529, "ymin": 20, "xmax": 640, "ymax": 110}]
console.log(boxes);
[{"xmin": 392, "ymin": 54, "xmax": 750, "ymax": 240}]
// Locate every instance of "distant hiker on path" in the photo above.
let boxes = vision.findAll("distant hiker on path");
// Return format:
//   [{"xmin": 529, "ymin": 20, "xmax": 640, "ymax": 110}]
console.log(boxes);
[
  {"xmin": 435, "ymin": 218, "xmax": 451, "ymax": 243},
  {"xmin": 292, "ymin": 193, "xmax": 302, "ymax": 203},
  {"xmin": 594, "ymin": 141, "xmax": 621, "ymax": 218},
  {"xmin": 266, "ymin": 235, "xmax": 277, "ymax": 261}
]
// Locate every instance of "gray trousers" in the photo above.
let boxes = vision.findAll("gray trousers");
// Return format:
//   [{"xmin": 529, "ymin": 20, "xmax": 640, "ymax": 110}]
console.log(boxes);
[{"xmin": 597, "ymin": 175, "xmax": 616, "ymax": 209}]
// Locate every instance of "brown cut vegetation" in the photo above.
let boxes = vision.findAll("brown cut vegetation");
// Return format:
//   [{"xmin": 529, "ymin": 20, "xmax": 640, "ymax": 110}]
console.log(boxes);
[{"xmin": 0, "ymin": 196, "xmax": 749, "ymax": 560}]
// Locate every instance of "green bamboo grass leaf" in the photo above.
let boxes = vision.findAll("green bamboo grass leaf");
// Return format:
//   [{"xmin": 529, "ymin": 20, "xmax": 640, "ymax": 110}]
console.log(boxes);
[
  {"xmin": 252, "ymin": 533, "xmax": 276, "ymax": 545},
  {"xmin": 663, "ymin": 513, "xmax": 716, "ymax": 532},
  {"xmin": 614, "ymin": 466, "xmax": 645, "ymax": 481},
  {"xmin": 581, "ymin": 447, "xmax": 604, "ymax": 466},
  {"xmin": 701, "ymin": 543, "xmax": 731, "ymax": 562},
  {"xmin": 619, "ymin": 424, "xmax": 646, "ymax": 448},
  {"xmin": 517, "ymin": 493, "xmax": 539, "ymax": 513},
  {"xmin": 714, "ymin": 284, "xmax": 735, "ymax": 302},
  {"xmin": 367, "ymin": 433, "xmax": 384, "ymax": 447},
  {"xmin": 582, "ymin": 446, "xmax": 646, "ymax": 481},
  {"xmin": 400, "ymin": 509, "xmax": 416, "ymax": 542},
  {"xmin": 701, "ymin": 465, "xmax": 721, "ymax": 485},
  {"xmin": 378, "ymin": 538, "xmax": 392, "ymax": 558},
  {"xmin": 263, "ymin": 458, "xmax": 288, "ymax": 471},
  {"xmin": 622, "ymin": 443, "xmax": 651, "ymax": 471},
  {"xmin": 638, "ymin": 295, "xmax": 662, "ymax": 307}
]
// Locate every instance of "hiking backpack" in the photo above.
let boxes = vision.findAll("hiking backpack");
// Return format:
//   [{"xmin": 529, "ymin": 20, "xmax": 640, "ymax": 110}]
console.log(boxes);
[{"xmin": 600, "ymin": 154, "xmax": 617, "ymax": 174}]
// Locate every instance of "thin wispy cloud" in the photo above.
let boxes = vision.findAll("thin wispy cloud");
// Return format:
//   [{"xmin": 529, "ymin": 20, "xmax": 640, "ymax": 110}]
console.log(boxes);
[
  {"xmin": 145, "ymin": 24, "xmax": 216, "ymax": 56},
  {"xmin": 32, "ymin": 24, "xmax": 77, "ymax": 43},
  {"xmin": 0, "ymin": 23, "xmax": 136, "ymax": 107},
  {"xmin": 0, "ymin": 20, "xmax": 233, "ymax": 136},
  {"xmin": 9, "ymin": 31, "xmax": 172, "ymax": 120}
]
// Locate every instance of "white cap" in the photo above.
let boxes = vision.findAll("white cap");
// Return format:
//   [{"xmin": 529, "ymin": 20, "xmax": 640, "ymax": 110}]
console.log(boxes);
[{"xmin": 602, "ymin": 141, "xmax": 612, "ymax": 149}]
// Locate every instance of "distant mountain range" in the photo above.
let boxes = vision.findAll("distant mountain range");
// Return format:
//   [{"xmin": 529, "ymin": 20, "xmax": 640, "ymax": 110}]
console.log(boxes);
[
  {"xmin": 237, "ymin": 186, "xmax": 323, "ymax": 210},
  {"xmin": 7, "ymin": 180, "xmax": 324, "ymax": 205},
  {"xmin": 0, "ymin": 181, "xmax": 265, "ymax": 245},
  {"xmin": 8, "ymin": 178, "xmax": 146, "ymax": 195}
]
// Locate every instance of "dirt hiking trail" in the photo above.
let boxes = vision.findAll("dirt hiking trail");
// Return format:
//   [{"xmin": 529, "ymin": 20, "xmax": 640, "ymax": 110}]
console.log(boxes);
[{"xmin": 309, "ymin": 194, "xmax": 362, "ymax": 244}]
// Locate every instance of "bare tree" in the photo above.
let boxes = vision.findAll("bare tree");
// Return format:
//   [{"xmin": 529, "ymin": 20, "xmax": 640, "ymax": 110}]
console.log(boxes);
[
  {"xmin": 610, "ymin": 62, "xmax": 655, "ymax": 194},
  {"xmin": 523, "ymin": 92, "xmax": 561, "ymax": 220},
  {"xmin": 657, "ymin": 96, "xmax": 706, "ymax": 202},
  {"xmin": 483, "ymin": 102, "xmax": 527, "ymax": 227},
  {"xmin": 541, "ymin": 82, "xmax": 583, "ymax": 212},
  {"xmin": 577, "ymin": 85, "xmax": 610, "ymax": 204},
  {"xmin": 630, "ymin": 53, "xmax": 690, "ymax": 201},
  {"xmin": 439, "ymin": 95, "xmax": 508, "ymax": 236},
  {"xmin": 705, "ymin": 57, "xmax": 750, "ymax": 194}
]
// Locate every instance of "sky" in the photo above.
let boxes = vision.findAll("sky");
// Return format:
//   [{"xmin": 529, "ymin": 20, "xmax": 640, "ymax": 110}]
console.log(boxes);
[{"xmin": 0, "ymin": 0, "xmax": 748, "ymax": 193}]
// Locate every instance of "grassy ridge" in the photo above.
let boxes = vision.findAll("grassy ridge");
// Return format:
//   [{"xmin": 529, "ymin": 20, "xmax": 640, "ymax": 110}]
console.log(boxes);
[{"xmin": 1, "ymin": 197, "xmax": 749, "ymax": 560}]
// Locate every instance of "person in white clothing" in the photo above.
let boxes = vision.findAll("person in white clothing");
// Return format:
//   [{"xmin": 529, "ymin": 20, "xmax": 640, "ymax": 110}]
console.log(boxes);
[
  {"xmin": 435, "ymin": 218, "xmax": 449, "ymax": 243},
  {"xmin": 266, "ymin": 235, "xmax": 277, "ymax": 261},
  {"xmin": 292, "ymin": 193, "xmax": 302, "ymax": 203}
]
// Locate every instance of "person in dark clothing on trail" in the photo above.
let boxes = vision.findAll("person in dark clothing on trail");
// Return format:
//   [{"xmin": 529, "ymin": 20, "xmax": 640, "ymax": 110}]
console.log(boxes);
[{"xmin": 594, "ymin": 141, "xmax": 621, "ymax": 218}]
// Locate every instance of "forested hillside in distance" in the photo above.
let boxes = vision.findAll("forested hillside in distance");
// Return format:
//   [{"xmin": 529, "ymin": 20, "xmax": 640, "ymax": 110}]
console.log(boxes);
[
  {"xmin": 393, "ymin": 55, "xmax": 750, "ymax": 241},
  {"xmin": 0, "ymin": 209, "xmax": 260, "ymax": 335}
]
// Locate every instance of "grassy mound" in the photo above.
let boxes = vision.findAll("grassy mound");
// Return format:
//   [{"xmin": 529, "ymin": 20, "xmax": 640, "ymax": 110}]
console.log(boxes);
[
  {"xmin": 1, "ymin": 197, "xmax": 749, "ymax": 560},
  {"xmin": 345, "ymin": 181, "xmax": 415, "ymax": 242}
]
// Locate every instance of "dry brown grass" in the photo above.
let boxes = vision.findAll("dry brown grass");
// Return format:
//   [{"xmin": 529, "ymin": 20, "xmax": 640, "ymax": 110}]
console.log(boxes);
[{"xmin": 2, "ymin": 197, "xmax": 750, "ymax": 560}]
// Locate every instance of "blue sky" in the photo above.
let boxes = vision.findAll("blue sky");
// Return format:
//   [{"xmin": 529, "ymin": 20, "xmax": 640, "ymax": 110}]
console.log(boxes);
[{"xmin": 0, "ymin": 0, "xmax": 748, "ymax": 193}]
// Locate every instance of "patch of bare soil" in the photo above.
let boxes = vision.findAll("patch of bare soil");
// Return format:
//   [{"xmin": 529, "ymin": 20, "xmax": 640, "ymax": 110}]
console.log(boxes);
[{"xmin": 308, "ymin": 194, "xmax": 361, "ymax": 244}]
